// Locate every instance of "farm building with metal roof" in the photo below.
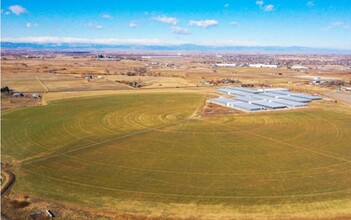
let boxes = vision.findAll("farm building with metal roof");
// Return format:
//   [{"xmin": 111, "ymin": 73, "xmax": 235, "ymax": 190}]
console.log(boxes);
[
  {"xmin": 211, "ymin": 86, "xmax": 322, "ymax": 112},
  {"xmin": 228, "ymin": 87, "xmax": 260, "ymax": 94},
  {"xmin": 272, "ymin": 99, "xmax": 307, "ymax": 108},
  {"xmin": 277, "ymin": 95, "xmax": 311, "ymax": 103},
  {"xmin": 233, "ymin": 96, "xmax": 263, "ymax": 103},
  {"xmin": 252, "ymin": 100, "xmax": 288, "ymax": 109},
  {"xmin": 210, "ymin": 97, "xmax": 239, "ymax": 106},
  {"xmin": 289, "ymin": 93, "xmax": 322, "ymax": 100},
  {"xmin": 228, "ymin": 102, "xmax": 266, "ymax": 112}
]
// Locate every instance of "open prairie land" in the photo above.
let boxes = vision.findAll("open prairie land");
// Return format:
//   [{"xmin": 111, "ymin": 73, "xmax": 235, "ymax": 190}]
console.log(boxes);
[{"xmin": 2, "ymin": 92, "xmax": 351, "ymax": 219}]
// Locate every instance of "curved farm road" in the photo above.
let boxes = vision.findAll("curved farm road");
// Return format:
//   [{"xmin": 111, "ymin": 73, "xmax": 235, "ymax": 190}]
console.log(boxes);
[
  {"xmin": 321, "ymin": 91, "xmax": 351, "ymax": 105},
  {"xmin": 1, "ymin": 169, "xmax": 16, "ymax": 220}
]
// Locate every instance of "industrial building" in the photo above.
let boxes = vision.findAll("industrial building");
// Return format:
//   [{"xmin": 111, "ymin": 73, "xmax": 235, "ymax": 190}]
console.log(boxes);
[
  {"xmin": 215, "ymin": 63, "xmax": 236, "ymax": 67},
  {"xmin": 210, "ymin": 87, "xmax": 322, "ymax": 112},
  {"xmin": 291, "ymin": 65, "xmax": 309, "ymax": 70},
  {"xmin": 249, "ymin": 64, "xmax": 278, "ymax": 68}
]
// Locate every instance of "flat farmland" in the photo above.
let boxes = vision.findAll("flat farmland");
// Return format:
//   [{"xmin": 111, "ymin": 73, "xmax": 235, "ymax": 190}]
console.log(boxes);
[{"xmin": 2, "ymin": 93, "xmax": 351, "ymax": 219}]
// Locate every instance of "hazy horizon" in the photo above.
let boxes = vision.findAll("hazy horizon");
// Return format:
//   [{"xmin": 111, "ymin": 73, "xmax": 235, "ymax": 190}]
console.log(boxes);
[{"xmin": 1, "ymin": 0, "xmax": 351, "ymax": 50}]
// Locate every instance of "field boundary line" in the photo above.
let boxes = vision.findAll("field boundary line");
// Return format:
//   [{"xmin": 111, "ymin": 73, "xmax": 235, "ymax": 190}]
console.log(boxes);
[{"xmin": 36, "ymin": 76, "xmax": 49, "ymax": 92}]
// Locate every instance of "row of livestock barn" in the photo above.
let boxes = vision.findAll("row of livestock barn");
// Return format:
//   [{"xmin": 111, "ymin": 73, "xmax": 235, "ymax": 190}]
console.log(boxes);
[{"xmin": 210, "ymin": 87, "xmax": 322, "ymax": 112}]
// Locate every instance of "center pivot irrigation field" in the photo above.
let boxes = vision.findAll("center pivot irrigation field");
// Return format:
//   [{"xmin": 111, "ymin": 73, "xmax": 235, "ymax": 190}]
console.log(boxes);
[{"xmin": 2, "ymin": 93, "xmax": 351, "ymax": 218}]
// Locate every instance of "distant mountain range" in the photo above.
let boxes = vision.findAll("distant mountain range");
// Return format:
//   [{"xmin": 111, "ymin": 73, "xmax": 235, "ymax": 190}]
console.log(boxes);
[{"xmin": 1, "ymin": 42, "xmax": 350, "ymax": 54}]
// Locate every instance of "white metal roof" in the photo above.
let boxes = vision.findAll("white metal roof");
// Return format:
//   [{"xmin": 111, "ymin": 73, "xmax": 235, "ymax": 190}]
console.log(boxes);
[
  {"xmin": 278, "ymin": 95, "xmax": 311, "ymax": 103},
  {"xmin": 228, "ymin": 87, "xmax": 260, "ymax": 94},
  {"xmin": 257, "ymin": 88, "xmax": 289, "ymax": 92},
  {"xmin": 289, "ymin": 93, "xmax": 322, "ymax": 100},
  {"xmin": 272, "ymin": 99, "xmax": 307, "ymax": 107},
  {"xmin": 234, "ymin": 97, "xmax": 263, "ymax": 103},
  {"xmin": 229, "ymin": 102, "xmax": 266, "ymax": 111},
  {"xmin": 252, "ymin": 100, "xmax": 287, "ymax": 109}
]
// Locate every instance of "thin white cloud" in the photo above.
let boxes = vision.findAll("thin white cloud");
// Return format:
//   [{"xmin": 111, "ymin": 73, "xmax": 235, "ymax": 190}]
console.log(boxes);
[
  {"xmin": 224, "ymin": 3, "xmax": 230, "ymax": 8},
  {"xmin": 197, "ymin": 40, "xmax": 260, "ymax": 47},
  {"xmin": 263, "ymin": 4, "xmax": 275, "ymax": 12},
  {"xmin": 1, "ymin": 37, "xmax": 186, "ymax": 46},
  {"xmin": 8, "ymin": 5, "xmax": 27, "ymax": 15},
  {"xmin": 172, "ymin": 27, "xmax": 192, "ymax": 35},
  {"xmin": 25, "ymin": 23, "xmax": 38, "ymax": 28},
  {"xmin": 153, "ymin": 16, "xmax": 178, "ymax": 25},
  {"xmin": 307, "ymin": 1, "xmax": 315, "ymax": 7},
  {"xmin": 129, "ymin": 22, "xmax": 138, "ymax": 28},
  {"xmin": 87, "ymin": 23, "xmax": 103, "ymax": 30},
  {"xmin": 322, "ymin": 21, "xmax": 348, "ymax": 32},
  {"xmin": 5, "ymin": 11, "xmax": 11, "ymax": 15},
  {"xmin": 256, "ymin": 1, "xmax": 264, "ymax": 6},
  {"xmin": 102, "ymin": 13, "xmax": 112, "ymax": 19},
  {"xmin": 332, "ymin": 21, "xmax": 344, "ymax": 27},
  {"xmin": 2, "ymin": 37, "xmax": 261, "ymax": 47},
  {"xmin": 230, "ymin": 21, "xmax": 238, "ymax": 26},
  {"xmin": 321, "ymin": 26, "xmax": 332, "ymax": 32},
  {"xmin": 188, "ymin": 19, "xmax": 218, "ymax": 28}
]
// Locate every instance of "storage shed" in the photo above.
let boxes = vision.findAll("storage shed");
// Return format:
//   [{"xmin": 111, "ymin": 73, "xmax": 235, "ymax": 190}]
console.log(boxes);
[{"xmin": 13, "ymin": 92, "xmax": 24, "ymax": 97}]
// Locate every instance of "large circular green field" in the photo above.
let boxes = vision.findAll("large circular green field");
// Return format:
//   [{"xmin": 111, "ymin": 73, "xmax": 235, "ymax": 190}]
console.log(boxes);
[{"xmin": 2, "ymin": 93, "xmax": 351, "ymax": 218}]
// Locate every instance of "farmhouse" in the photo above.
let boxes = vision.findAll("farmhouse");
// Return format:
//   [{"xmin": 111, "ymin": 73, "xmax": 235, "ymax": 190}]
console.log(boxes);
[
  {"xmin": 32, "ymin": 93, "xmax": 41, "ymax": 99},
  {"xmin": 13, "ymin": 92, "xmax": 24, "ymax": 97}
]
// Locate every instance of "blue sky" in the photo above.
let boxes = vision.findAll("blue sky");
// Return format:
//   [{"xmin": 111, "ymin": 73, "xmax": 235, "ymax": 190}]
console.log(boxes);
[{"xmin": 1, "ymin": 0, "xmax": 351, "ymax": 49}]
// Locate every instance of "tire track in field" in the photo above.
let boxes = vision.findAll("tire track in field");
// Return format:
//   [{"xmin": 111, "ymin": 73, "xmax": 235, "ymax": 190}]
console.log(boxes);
[
  {"xmin": 22, "ymin": 117, "xmax": 192, "ymax": 165},
  {"xmin": 22, "ymin": 113, "xmax": 351, "ymax": 177},
  {"xmin": 202, "ymin": 118, "xmax": 351, "ymax": 163},
  {"xmin": 21, "ymin": 95, "xmax": 206, "ymax": 165}
]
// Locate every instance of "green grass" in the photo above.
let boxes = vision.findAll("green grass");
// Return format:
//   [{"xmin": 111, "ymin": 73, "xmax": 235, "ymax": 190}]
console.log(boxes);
[{"xmin": 2, "ymin": 93, "xmax": 351, "ymax": 218}]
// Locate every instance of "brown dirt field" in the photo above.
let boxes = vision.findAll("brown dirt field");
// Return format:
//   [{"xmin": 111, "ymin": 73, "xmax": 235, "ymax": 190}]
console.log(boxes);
[
  {"xmin": 42, "ymin": 87, "xmax": 212, "ymax": 102},
  {"xmin": 320, "ymin": 91, "xmax": 351, "ymax": 105}
]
